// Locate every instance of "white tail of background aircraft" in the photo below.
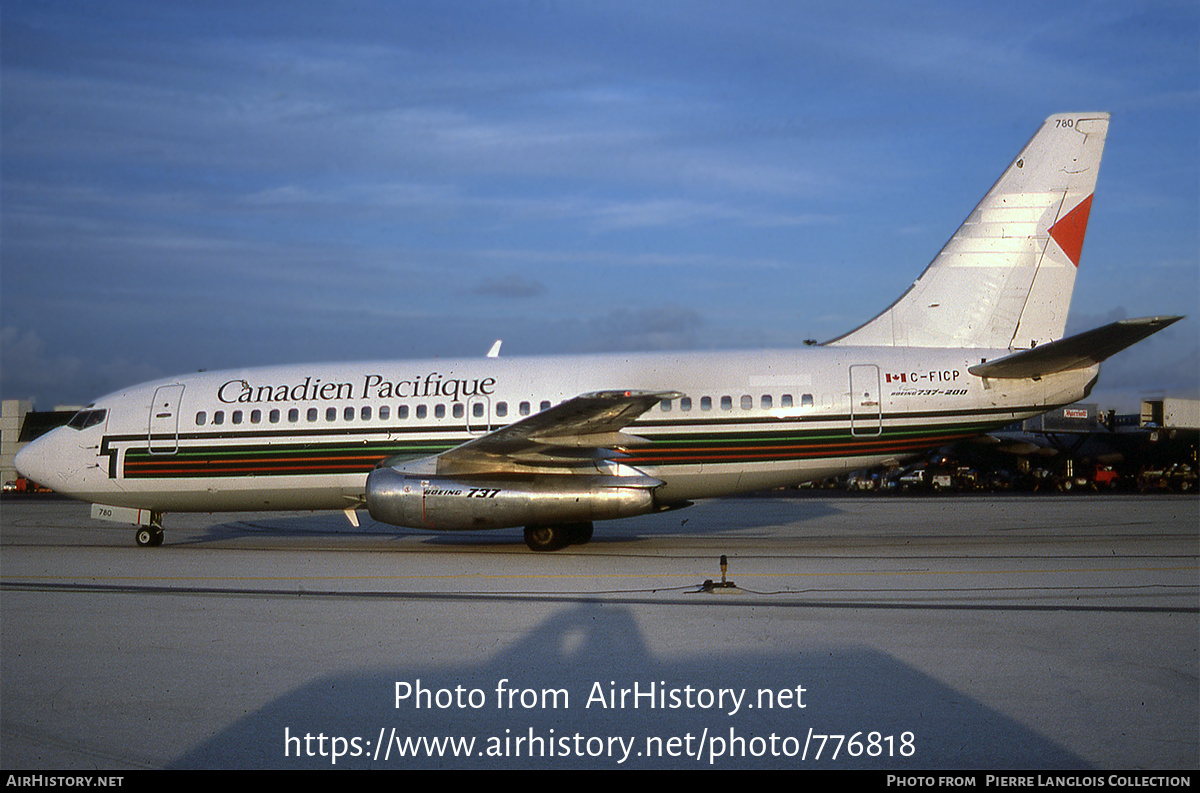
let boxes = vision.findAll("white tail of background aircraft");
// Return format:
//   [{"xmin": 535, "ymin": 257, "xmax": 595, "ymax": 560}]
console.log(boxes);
[{"xmin": 15, "ymin": 113, "xmax": 1182, "ymax": 550}]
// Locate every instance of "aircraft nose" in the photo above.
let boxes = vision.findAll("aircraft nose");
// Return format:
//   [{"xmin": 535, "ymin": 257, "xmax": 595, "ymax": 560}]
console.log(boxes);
[{"xmin": 14, "ymin": 433, "xmax": 58, "ymax": 489}]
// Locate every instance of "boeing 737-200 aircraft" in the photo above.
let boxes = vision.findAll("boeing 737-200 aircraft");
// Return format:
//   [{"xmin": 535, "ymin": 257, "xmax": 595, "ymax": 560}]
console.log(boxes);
[{"xmin": 15, "ymin": 113, "xmax": 1182, "ymax": 550}]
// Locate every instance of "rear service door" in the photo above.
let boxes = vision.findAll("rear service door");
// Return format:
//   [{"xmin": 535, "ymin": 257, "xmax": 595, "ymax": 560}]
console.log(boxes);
[{"xmin": 849, "ymin": 365, "xmax": 882, "ymax": 436}]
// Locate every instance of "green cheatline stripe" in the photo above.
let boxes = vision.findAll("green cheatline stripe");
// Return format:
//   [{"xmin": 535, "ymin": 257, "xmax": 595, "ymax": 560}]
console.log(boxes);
[
  {"xmin": 123, "ymin": 440, "xmax": 458, "ymax": 478},
  {"xmin": 624, "ymin": 425, "xmax": 987, "ymax": 465},
  {"xmin": 121, "ymin": 419, "xmax": 1000, "ymax": 479},
  {"xmin": 646, "ymin": 420, "xmax": 998, "ymax": 445}
]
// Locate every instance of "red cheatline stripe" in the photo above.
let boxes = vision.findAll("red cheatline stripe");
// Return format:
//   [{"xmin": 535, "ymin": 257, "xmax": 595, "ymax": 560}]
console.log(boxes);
[
  {"xmin": 125, "ymin": 455, "xmax": 383, "ymax": 475},
  {"xmin": 123, "ymin": 425, "xmax": 988, "ymax": 476},
  {"xmin": 125, "ymin": 460, "xmax": 369, "ymax": 472},
  {"xmin": 624, "ymin": 433, "xmax": 980, "ymax": 463}
]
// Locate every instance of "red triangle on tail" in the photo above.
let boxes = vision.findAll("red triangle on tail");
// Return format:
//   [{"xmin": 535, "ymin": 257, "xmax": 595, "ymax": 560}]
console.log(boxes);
[{"xmin": 1048, "ymin": 194, "xmax": 1093, "ymax": 267}]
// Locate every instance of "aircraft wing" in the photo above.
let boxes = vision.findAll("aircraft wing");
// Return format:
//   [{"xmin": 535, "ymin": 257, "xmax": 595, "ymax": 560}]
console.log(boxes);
[
  {"xmin": 390, "ymin": 389, "xmax": 681, "ymax": 476},
  {"xmin": 968, "ymin": 316, "xmax": 1182, "ymax": 380}
]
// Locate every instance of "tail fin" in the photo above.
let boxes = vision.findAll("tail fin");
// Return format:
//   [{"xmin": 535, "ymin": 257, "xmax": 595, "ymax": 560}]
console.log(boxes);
[{"xmin": 828, "ymin": 113, "xmax": 1109, "ymax": 350}]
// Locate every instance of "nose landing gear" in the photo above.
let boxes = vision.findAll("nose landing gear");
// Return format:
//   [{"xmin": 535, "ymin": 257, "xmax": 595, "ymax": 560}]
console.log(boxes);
[{"xmin": 134, "ymin": 512, "xmax": 165, "ymax": 547}]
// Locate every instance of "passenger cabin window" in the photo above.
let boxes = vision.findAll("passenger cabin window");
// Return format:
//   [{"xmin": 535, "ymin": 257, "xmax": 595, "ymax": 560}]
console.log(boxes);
[
  {"xmin": 250, "ymin": 410, "xmax": 261, "ymax": 424},
  {"xmin": 232, "ymin": 410, "xmax": 243, "ymax": 424},
  {"xmin": 453, "ymin": 404, "xmax": 464, "ymax": 419},
  {"xmin": 680, "ymin": 397, "xmax": 692, "ymax": 411},
  {"xmin": 398, "ymin": 405, "xmax": 409, "ymax": 419},
  {"xmin": 780, "ymin": 394, "xmax": 793, "ymax": 408},
  {"xmin": 344, "ymin": 407, "xmax": 354, "ymax": 421},
  {"xmin": 213, "ymin": 411, "xmax": 224, "ymax": 425},
  {"xmin": 195, "ymin": 411, "xmax": 206, "ymax": 426},
  {"xmin": 361, "ymin": 406, "xmax": 371, "ymax": 421},
  {"xmin": 539, "ymin": 400, "xmax": 551, "ymax": 412},
  {"xmin": 435, "ymin": 404, "xmax": 446, "ymax": 419},
  {"xmin": 307, "ymin": 408, "xmax": 318, "ymax": 422},
  {"xmin": 496, "ymin": 402, "xmax": 508, "ymax": 418},
  {"xmin": 416, "ymin": 405, "xmax": 427, "ymax": 419},
  {"xmin": 701, "ymin": 396, "xmax": 712, "ymax": 411},
  {"xmin": 720, "ymin": 396, "xmax": 732, "ymax": 410},
  {"xmin": 288, "ymin": 408, "xmax": 299, "ymax": 423},
  {"xmin": 519, "ymin": 402, "xmax": 531, "ymax": 416},
  {"xmin": 802, "ymin": 394, "xmax": 814, "ymax": 407},
  {"xmin": 269, "ymin": 409, "xmax": 280, "ymax": 423},
  {"xmin": 660, "ymin": 399, "xmax": 671, "ymax": 412},
  {"xmin": 740, "ymin": 395, "xmax": 752, "ymax": 410},
  {"xmin": 761, "ymin": 395, "xmax": 772, "ymax": 409},
  {"xmin": 326, "ymin": 407, "xmax": 337, "ymax": 422}
]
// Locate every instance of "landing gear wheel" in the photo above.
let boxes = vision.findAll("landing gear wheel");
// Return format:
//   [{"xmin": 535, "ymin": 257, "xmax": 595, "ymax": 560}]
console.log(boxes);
[
  {"xmin": 135, "ymin": 526, "xmax": 164, "ymax": 547},
  {"xmin": 565, "ymin": 522, "xmax": 594, "ymax": 545},
  {"xmin": 524, "ymin": 525, "xmax": 570, "ymax": 552}
]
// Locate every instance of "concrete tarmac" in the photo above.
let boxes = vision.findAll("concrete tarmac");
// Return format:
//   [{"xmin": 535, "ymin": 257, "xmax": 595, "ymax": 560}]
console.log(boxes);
[{"xmin": 1, "ymin": 493, "xmax": 1196, "ymax": 769}]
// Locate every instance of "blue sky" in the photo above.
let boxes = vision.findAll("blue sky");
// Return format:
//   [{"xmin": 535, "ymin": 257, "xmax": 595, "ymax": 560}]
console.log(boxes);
[{"xmin": 2, "ymin": 1, "xmax": 1197, "ymax": 412}]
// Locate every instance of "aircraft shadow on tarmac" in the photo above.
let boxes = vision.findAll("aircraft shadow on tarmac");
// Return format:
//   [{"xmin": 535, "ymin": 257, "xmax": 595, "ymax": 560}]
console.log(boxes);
[
  {"xmin": 168, "ymin": 602, "xmax": 1085, "ymax": 769},
  {"xmin": 177, "ymin": 496, "xmax": 847, "ymax": 549}
]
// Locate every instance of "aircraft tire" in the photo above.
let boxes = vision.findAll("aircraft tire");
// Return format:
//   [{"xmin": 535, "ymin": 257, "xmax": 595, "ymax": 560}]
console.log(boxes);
[
  {"xmin": 566, "ymin": 522, "xmax": 594, "ymax": 545},
  {"xmin": 135, "ymin": 527, "xmax": 164, "ymax": 547},
  {"xmin": 524, "ymin": 525, "xmax": 570, "ymax": 552}
]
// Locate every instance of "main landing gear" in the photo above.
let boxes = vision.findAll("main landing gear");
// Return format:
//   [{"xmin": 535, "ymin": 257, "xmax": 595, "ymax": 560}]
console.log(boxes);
[{"xmin": 523, "ymin": 522, "xmax": 594, "ymax": 552}]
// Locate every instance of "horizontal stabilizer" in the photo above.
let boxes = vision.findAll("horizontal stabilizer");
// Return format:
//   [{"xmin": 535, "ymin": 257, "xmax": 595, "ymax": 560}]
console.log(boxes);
[{"xmin": 968, "ymin": 316, "xmax": 1182, "ymax": 379}]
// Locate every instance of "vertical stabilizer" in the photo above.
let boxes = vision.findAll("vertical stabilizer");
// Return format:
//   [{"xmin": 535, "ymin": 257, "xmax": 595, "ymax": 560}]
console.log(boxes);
[{"xmin": 828, "ymin": 113, "xmax": 1109, "ymax": 350}]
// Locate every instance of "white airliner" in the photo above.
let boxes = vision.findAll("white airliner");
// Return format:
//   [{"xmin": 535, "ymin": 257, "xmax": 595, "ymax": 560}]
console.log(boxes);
[{"xmin": 15, "ymin": 113, "xmax": 1181, "ymax": 550}]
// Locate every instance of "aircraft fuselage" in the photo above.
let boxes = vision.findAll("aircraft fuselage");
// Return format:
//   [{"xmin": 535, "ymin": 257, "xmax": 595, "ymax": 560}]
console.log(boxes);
[{"xmin": 20, "ymin": 346, "xmax": 1097, "ymax": 515}]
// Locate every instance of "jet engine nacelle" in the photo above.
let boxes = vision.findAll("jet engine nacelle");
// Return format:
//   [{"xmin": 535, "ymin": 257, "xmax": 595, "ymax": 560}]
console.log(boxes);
[{"xmin": 365, "ymin": 467, "xmax": 658, "ymax": 531}]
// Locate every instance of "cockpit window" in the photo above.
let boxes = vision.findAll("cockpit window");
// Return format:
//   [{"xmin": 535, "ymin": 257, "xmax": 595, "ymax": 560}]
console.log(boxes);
[{"xmin": 67, "ymin": 408, "xmax": 107, "ymax": 430}]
